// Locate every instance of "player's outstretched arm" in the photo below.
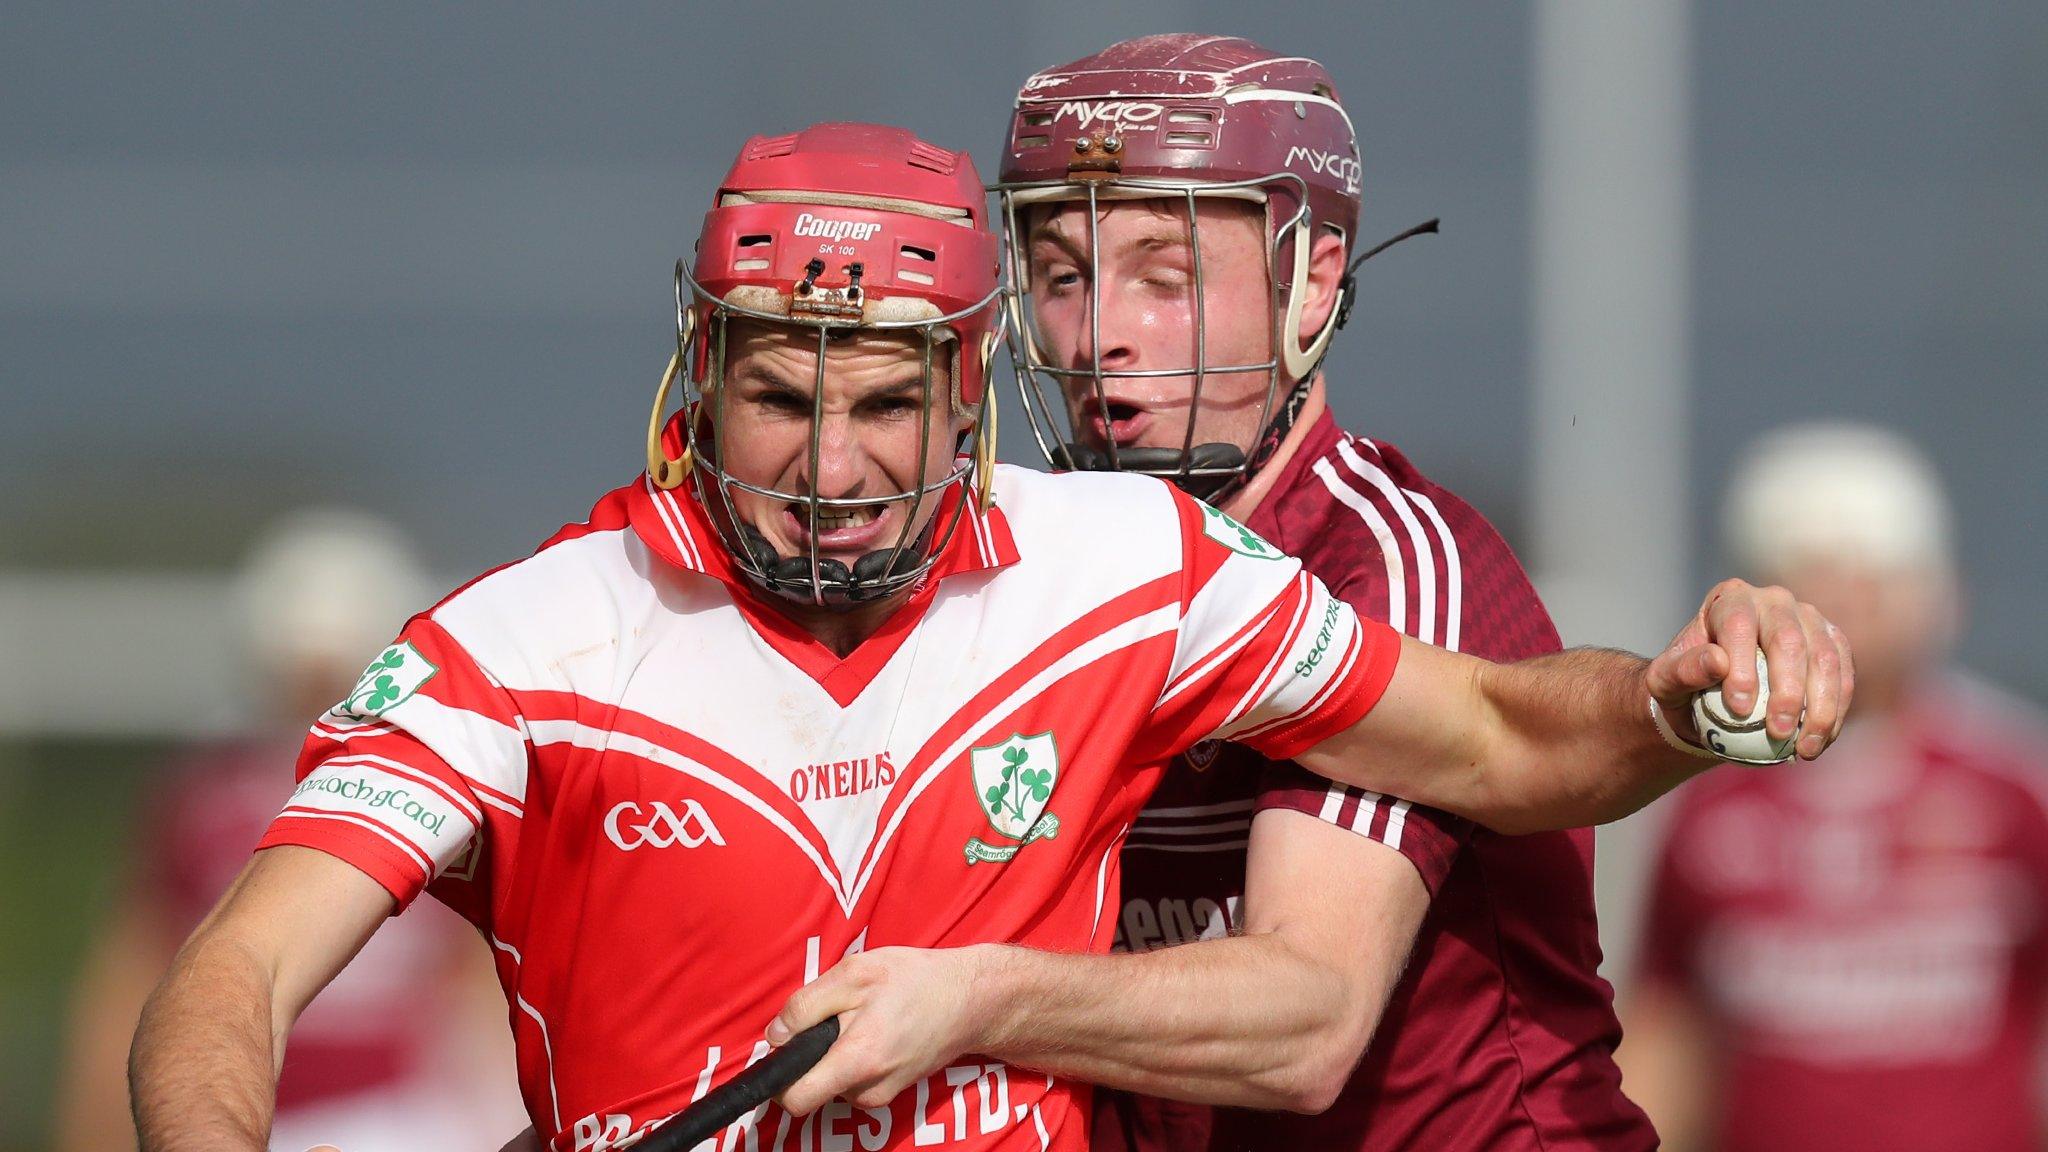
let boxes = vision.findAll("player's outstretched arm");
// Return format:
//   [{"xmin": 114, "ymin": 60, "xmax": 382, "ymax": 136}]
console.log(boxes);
[
  {"xmin": 129, "ymin": 845, "xmax": 395, "ymax": 1152},
  {"xmin": 1299, "ymin": 579, "xmax": 1852, "ymax": 835},
  {"xmin": 765, "ymin": 808, "xmax": 1428, "ymax": 1116}
]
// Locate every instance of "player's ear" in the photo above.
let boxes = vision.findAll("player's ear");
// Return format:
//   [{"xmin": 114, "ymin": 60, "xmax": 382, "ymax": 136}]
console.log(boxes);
[{"xmin": 1297, "ymin": 226, "xmax": 1349, "ymax": 343}]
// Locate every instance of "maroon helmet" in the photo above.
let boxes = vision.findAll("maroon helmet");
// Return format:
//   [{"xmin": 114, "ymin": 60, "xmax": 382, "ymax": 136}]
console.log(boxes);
[
  {"xmin": 996, "ymin": 35, "xmax": 1365, "ymax": 498},
  {"xmin": 649, "ymin": 122, "xmax": 1005, "ymax": 607}
]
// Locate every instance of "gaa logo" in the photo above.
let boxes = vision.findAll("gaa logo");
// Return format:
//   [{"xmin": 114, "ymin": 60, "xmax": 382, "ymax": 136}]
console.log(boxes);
[{"xmin": 602, "ymin": 800, "xmax": 726, "ymax": 851}]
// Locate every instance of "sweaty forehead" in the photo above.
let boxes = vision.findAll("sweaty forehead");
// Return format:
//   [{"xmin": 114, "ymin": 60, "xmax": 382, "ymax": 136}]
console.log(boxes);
[
  {"xmin": 729, "ymin": 322, "xmax": 914, "ymax": 362},
  {"xmin": 1028, "ymin": 197, "xmax": 1264, "ymax": 248},
  {"xmin": 724, "ymin": 321, "xmax": 950, "ymax": 389}
]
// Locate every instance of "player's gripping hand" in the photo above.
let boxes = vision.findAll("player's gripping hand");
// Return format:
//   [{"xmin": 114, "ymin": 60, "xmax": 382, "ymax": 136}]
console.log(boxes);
[
  {"xmin": 1646, "ymin": 578, "xmax": 1854, "ymax": 761},
  {"xmin": 767, "ymin": 945, "xmax": 995, "ymax": 1116}
]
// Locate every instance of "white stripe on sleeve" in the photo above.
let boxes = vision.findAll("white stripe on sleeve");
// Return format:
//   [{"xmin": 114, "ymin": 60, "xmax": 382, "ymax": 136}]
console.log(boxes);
[
  {"xmin": 1337, "ymin": 439, "xmax": 1439, "ymax": 647},
  {"xmin": 1312, "ymin": 457, "xmax": 1406, "ymax": 634},
  {"xmin": 1403, "ymin": 488, "xmax": 1464, "ymax": 653}
]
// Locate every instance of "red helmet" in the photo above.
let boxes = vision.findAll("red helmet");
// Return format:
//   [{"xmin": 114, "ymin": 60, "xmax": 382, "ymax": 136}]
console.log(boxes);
[
  {"xmin": 690, "ymin": 122, "xmax": 1002, "ymax": 408},
  {"xmin": 648, "ymin": 123, "xmax": 1004, "ymax": 607},
  {"xmin": 995, "ymin": 35, "xmax": 1365, "ymax": 498}
]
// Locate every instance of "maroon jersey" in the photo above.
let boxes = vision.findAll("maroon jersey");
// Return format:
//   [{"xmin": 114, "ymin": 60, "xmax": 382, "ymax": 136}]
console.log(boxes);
[
  {"xmin": 1639, "ymin": 678, "xmax": 2048, "ymax": 1152},
  {"xmin": 1094, "ymin": 410, "xmax": 1656, "ymax": 1151}
]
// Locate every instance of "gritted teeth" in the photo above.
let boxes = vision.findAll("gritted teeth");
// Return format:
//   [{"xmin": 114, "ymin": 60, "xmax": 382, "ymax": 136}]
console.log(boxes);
[{"xmin": 807, "ymin": 506, "xmax": 879, "ymax": 529}]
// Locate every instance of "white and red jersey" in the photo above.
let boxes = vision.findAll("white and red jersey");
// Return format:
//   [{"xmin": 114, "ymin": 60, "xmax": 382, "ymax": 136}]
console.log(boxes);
[{"xmin": 257, "ymin": 463, "xmax": 1400, "ymax": 1152}]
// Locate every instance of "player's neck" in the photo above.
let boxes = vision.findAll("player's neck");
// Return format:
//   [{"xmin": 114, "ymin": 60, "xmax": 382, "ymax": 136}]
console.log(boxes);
[
  {"xmin": 1217, "ymin": 375, "xmax": 1327, "ymax": 522},
  {"xmin": 784, "ymin": 593, "xmax": 910, "ymax": 657}
]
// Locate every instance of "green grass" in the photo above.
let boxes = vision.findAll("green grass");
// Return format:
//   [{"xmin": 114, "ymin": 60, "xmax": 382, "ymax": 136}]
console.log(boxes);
[{"xmin": 0, "ymin": 740, "xmax": 164, "ymax": 1152}]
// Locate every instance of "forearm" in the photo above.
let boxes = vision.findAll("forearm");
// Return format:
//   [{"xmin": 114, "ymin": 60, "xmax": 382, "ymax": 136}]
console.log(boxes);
[
  {"xmin": 968, "ymin": 934, "xmax": 1368, "ymax": 1111},
  {"xmin": 1467, "ymin": 648, "xmax": 1708, "ymax": 834},
  {"xmin": 1302, "ymin": 580, "xmax": 1851, "ymax": 833},
  {"xmin": 130, "ymin": 933, "xmax": 282, "ymax": 1152},
  {"xmin": 770, "ymin": 818, "xmax": 1421, "ymax": 1118},
  {"xmin": 1300, "ymin": 642, "xmax": 1709, "ymax": 836}
]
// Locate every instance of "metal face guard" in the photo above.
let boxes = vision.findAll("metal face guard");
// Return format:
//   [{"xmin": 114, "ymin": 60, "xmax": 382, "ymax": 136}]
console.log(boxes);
[
  {"xmin": 994, "ymin": 172, "xmax": 1327, "ymax": 500},
  {"xmin": 654, "ymin": 260, "xmax": 1003, "ymax": 609}
]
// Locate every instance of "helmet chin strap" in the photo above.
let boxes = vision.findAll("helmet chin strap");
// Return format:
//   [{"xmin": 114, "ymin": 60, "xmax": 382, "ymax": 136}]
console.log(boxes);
[
  {"xmin": 734, "ymin": 523, "xmax": 930, "ymax": 608},
  {"xmin": 1055, "ymin": 441, "xmax": 1245, "ymax": 498},
  {"xmin": 1057, "ymin": 365, "xmax": 1317, "ymax": 505},
  {"xmin": 1279, "ymin": 217, "xmax": 1339, "ymax": 382}
]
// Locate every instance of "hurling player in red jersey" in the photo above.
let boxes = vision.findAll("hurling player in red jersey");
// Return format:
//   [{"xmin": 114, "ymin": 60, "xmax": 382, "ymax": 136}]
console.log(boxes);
[
  {"xmin": 1623, "ymin": 425, "xmax": 2048, "ymax": 1152},
  {"xmin": 773, "ymin": 36, "xmax": 1657, "ymax": 1150},
  {"xmin": 130, "ymin": 123, "xmax": 1844, "ymax": 1152}
]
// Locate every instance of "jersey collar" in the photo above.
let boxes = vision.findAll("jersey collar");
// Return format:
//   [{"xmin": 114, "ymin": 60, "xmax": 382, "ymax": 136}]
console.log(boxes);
[
  {"xmin": 626, "ymin": 461, "xmax": 1018, "ymax": 708},
  {"xmin": 626, "ymin": 462, "xmax": 1018, "ymax": 589},
  {"xmin": 1244, "ymin": 406, "xmax": 1346, "ymax": 542}
]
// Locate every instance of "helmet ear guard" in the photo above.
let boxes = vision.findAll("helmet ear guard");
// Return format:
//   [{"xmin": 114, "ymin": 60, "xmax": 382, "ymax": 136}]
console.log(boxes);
[
  {"xmin": 1274, "ymin": 212, "xmax": 1441, "ymax": 378},
  {"xmin": 646, "ymin": 303, "xmax": 698, "ymax": 491},
  {"xmin": 973, "ymin": 328, "xmax": 1003, "ymax": 514},
  {"xmin": 644, "ymin": 351, "xmax": 692, "ymax": 491},
  {"xmin": 1277, "ymin": 214, "xmax": 1337, "ymax": 383}
]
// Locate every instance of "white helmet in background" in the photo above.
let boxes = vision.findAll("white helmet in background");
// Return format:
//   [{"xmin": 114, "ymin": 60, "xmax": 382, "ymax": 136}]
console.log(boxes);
[
  {"xmin": 1724, "ymin": 423, "xmax": 1953, "ymax": 581},
  {"xmin": 236, "ymin": 509, "xmax": 431, "ymax": 698}
]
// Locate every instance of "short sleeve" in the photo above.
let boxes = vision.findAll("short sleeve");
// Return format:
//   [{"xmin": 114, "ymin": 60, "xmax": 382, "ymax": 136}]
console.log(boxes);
[
  {"xmin": 1137, "ymin": 488, "xmax": 1402, "ymax": 765},
  {"xmin": 256, "ymin": 615, "xmax": 528, "ymax": 911},
  {"xmin": 1253, "ymin": 760, "xmax": 1472, "ymax": 896}
]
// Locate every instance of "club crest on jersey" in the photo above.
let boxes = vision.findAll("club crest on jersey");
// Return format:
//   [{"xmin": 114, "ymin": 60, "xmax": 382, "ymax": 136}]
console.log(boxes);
[
  {"xmin": 338, "ymin": 641, "xmax": 438, "ymax": 719},
  {"xmin": 1199, "ymin": 504, "xmax": 1284, "ymax": 560},
  {"xmin": 965, "ymin": 732, "xmax": 1061, "ymax": 864}
]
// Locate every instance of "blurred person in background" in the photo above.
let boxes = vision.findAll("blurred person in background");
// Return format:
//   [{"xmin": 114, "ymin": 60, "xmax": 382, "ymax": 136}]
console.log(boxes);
[
  {"xmin": 53, "ymin": 509, "xmax": 522, "ymax": 1152},
  {"xmin": 1622, "ymin": 423, "xmax": 2048, "ymax": 1152}
]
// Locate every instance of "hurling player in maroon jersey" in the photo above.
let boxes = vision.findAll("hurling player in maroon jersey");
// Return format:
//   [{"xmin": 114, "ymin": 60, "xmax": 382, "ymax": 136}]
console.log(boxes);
[
  {"xmin": 1007, "ymin": 35, "xmax": 1655, "ymax": 1150},
  {"xmin": 1624, "ymin": 426, "xmax": 2048, "ymax": 1152},
  {"xmin": 776, "ymin": 36, "xmax": 1661, "ymax": 1150},
  {"xmin": 132, "ymin": 122, "xmax": 1847, "ymax": 1152}
]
